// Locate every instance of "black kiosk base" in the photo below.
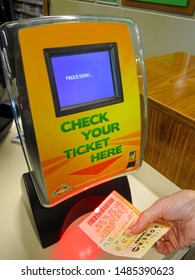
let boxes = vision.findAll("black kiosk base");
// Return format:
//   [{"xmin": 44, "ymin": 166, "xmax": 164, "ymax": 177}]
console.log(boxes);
[{"xmin": 21, "ymin": 173, "xmax": 132, "ymax": 248}]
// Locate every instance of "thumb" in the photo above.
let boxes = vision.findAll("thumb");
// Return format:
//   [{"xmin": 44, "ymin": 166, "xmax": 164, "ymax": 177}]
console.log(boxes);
[
  {"xmin": 130, "ymin": 202, "xmax": 162, "ymax": 234},
  {"xmin": 130, "ymin": 211, "xmax": 152, "ymax": 234}
]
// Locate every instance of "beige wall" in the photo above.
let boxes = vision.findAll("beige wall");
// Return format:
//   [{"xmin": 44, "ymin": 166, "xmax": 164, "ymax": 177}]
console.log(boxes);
[{"xmin": 49, "ymin": 0, "xmax": 195, "ymax": 59}]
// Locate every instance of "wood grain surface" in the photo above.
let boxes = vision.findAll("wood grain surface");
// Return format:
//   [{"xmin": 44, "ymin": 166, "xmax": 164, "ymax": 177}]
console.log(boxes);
[{"xmin": 144, "ymin": 52, "xmax": 195, "ymax": 190}]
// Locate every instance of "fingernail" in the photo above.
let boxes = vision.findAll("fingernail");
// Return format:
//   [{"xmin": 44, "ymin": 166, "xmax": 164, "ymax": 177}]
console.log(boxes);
[{"xmin": 156, "ymin": 241, "xmax": 161, "ymax": 248}]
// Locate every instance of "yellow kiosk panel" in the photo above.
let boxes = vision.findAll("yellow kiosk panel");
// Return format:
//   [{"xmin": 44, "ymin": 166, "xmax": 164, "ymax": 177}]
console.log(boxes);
[{"xmin": 18, "ymin": 21, "xmax": 142, "ymax": 206}]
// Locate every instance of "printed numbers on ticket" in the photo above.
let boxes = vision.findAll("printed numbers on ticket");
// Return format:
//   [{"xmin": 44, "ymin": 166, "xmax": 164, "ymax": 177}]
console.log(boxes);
[{"xmin": 79, "ymin": 191, "xmax": 171, "ymax": 258}]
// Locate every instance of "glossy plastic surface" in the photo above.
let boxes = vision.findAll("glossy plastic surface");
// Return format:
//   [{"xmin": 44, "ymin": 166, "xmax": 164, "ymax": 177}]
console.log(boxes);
[{"xmin": 0, "ymin": 16, "xmax": 147, "ymax": 207}]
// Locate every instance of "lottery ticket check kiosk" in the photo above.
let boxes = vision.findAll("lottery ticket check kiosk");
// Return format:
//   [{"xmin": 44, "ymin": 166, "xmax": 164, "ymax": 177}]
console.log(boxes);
[{"xmin": 0, "ymin": 16, "xmax": 147, "ymax": 248}]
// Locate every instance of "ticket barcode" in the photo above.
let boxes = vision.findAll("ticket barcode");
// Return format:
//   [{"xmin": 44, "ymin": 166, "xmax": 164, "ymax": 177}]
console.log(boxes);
[{"xmin": 87, "ymin": 197, "xmax": 114, "ymax": 225}]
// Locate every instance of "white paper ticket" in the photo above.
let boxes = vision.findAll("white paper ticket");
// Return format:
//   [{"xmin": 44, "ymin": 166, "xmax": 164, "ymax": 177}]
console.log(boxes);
[{"xmin": 79, "ymin": 190, "xmax": 171, "ymax": 258}]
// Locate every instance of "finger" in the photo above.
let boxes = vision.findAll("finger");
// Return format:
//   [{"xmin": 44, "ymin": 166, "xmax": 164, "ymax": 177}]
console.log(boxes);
[
  {"xmin": 130, "ymin": 210, "xmax": 158, "ymax": 234},
  {"xmin": 130, "ymin": 200, "xmax": 166, "ymax": 234},
  {"xmin": 155, "ymin": 240, "xmax": 164, "ymax": 253},
  {"xmin": 155, "ymin": 239, "xmax": 175, "ymax": 255}
]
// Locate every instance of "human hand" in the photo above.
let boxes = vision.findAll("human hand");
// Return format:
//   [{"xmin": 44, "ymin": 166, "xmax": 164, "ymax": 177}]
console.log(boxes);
[{"xmin": 130, "ymin": 190, "xmax": 195, "ymax": 255}]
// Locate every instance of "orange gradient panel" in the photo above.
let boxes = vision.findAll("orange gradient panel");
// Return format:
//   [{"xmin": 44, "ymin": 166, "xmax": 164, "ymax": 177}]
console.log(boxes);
[{"xmin": 19, "ymin": 22, "xmax": 141, "ymax": 205}]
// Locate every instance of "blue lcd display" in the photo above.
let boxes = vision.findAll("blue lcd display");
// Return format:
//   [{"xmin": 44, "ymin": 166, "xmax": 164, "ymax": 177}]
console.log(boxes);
[
  {"xmin": 44, "ymin": 43, "xmax": 123, "ymax": 116},
  {"xmin": 51, "ymin": 51, "xmax": 115, "ymax": 108}
]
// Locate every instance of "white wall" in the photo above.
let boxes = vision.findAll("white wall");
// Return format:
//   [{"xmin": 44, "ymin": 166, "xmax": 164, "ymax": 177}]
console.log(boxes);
[{"xmin": 49, "ymin": 0, "xmax": 195, "ymax": 58}]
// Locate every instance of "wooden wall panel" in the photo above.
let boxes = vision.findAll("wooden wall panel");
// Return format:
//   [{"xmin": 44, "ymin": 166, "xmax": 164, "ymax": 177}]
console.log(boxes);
[{"xmin": 144, "ymin": 106, "xmax": 195, "ymax": 190}]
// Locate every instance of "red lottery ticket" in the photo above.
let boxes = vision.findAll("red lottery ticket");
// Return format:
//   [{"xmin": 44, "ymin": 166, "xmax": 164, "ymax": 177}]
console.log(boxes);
[{"xmin": 79, "ymin": 190, "xmax": 171, "ymax": 258}]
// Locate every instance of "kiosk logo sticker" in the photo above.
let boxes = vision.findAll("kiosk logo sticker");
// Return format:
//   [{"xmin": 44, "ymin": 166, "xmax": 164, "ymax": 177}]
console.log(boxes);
[{"xmin": 52, "ymin": 184, "xmax": 71, "ymax": 197}]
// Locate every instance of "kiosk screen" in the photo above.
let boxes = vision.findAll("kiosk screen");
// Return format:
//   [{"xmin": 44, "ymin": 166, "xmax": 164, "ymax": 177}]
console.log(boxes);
[{"xmin": 44, "ymin": 43, "xmax": 123, "ymax": 116}]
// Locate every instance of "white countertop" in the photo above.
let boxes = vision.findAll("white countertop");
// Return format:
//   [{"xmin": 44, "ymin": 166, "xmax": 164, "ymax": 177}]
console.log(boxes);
[{"xmin": 0, "ymin": 124, "xmax": 187, "ymax": 260}]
